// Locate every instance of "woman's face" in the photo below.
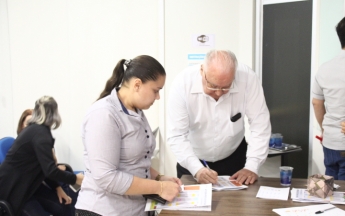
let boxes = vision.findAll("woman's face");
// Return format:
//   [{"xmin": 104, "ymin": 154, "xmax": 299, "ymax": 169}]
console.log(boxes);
[
  {"xmin": 134, "ymin": 75, "xmax": 166, "ymax": 110},
  {"xmin": 23, "ymin": 115, "xmax": 32, "ymax": 128}
]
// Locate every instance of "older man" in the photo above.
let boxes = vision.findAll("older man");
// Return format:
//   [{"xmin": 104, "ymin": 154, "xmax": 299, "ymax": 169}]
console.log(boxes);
[{"xmin": 167, "ymin": 49, "xmax": 271, "ymax": 185}]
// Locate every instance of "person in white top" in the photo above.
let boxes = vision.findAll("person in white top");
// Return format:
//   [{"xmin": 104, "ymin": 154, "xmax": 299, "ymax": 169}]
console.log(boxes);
[
  {"xmin": 167, "ymin": 50, "xmax": 271, "ymax": 185},
  {"xmin": 312, "ymin": 17, "xmax": 345, "ymax": 180}
]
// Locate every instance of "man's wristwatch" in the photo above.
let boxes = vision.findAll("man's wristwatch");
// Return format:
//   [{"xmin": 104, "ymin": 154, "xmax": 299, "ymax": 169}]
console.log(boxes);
[{"xmin": 155, "ymin": 174, "xmax": 164, "ymax": 181}]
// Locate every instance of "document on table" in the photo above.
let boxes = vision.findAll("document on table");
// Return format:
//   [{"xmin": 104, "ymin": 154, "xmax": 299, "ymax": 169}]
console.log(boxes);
[
  {"xmin": 144, "ymin": 184, "xmax": 212, "ymax": 211},
  {"xmin": 256, "ymin": 186, "xmax": 290, "ymax": 200},
  {"xmin": 212, "ymin": 176, "xmax": 248, "ymax": 191},
  {"xmin": 273, "ymin": 204, "xmax": 345, "ymax": 216},
  {"xmin": 291, "ymin": 188, "xmax": 345, "ymax": 204}
]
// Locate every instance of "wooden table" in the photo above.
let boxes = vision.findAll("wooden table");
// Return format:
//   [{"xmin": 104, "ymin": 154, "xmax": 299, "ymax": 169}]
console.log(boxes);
[{"xmin": 160, "ymin": 175, "xmax": 345, "ymax": 216}]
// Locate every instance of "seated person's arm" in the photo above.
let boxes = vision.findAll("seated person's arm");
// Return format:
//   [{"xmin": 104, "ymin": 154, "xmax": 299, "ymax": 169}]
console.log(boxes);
[{"xmin": 32, "ymin": 131, "xmax": 82, "ymax": 185}]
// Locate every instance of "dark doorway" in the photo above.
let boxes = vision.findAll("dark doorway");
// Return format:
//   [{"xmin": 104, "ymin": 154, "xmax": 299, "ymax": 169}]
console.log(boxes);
[{"xmin": 262, "ymin": 0, "xmax": 313, "ymax": 178}]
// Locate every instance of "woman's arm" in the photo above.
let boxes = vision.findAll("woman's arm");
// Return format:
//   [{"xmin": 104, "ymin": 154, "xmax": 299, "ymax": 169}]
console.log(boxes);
[
  {"xmin": 32, "ymin": 129, "xmax": 77, "ymax": 185},
  {"xmin": 125, "ymin": 176, "xmax": 180, "ymax": 202},
  {"xmin": 150, "ymin": 167, "xmax": 182, "ymax": 184}
]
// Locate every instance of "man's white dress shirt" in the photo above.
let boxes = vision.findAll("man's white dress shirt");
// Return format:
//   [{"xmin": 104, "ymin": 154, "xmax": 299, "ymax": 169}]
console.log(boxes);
[{"xmin": 167, "ymin": 63, "xmax": 271, "ymax": 176}]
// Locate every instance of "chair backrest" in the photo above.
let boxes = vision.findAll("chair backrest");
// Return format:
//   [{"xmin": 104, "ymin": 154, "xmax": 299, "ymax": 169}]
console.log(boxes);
[
  {"xmin": 0, "ymin": 200, "xmax": 14, "ymax": 216},
  {"xmin": 0, "ymin": 137, "xmax": 15, "ymax": 164}
]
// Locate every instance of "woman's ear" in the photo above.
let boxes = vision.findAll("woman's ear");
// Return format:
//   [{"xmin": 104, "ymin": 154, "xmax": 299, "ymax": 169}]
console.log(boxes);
[{"xmin": 133, "ymin": 78, "xmax": 142, "ymax": 91}]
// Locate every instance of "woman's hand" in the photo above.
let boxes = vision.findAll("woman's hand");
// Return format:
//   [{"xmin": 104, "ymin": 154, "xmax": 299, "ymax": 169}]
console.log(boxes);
[
  {"xmin": 56, "ymin": 186, "xmax": 72, "ymax": 204},
  {"xmin": 160, "ymin": 175, "xmax": 182, "ymax": 186},
  {"xmin": 57, "ymin": 164, "xmax": 66, "ymax": 171},
  {"xmin": 159, "ymin": 181, "xmax": 181, "ymax": 202},
  {"xmin": 75, "ymin": 172, "xmax": 84, "ymax": 185}
]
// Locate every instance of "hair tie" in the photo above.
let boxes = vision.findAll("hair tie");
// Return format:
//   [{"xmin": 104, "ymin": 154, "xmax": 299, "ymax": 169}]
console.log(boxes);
[{"xmin": 124, "ymin": 59, "xmax": 132, "ymax": 67}]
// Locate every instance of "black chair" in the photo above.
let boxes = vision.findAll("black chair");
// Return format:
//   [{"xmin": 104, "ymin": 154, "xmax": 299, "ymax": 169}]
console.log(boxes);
[
  {"xmin": 0, "ymin": 200, "xmax": 14, "ymax": 216},
  {"xmin": 57, "ymin": 163, "xmax": 74, "ymax": 173}
]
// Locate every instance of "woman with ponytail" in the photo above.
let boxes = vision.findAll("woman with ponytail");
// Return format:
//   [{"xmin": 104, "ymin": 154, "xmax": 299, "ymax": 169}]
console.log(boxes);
[
  {"xmin": 75, "ymin": 55, "xmax": 181, "ymax": 216},
  {"xmin": 0, "ymin": 96, "xmax": 84, "ymax": 216}
]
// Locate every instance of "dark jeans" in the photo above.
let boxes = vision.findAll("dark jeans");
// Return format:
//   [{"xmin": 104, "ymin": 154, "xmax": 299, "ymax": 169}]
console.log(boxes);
[
  {"xmin": 22, "ymin": 183, "xmax": 78, "ymax": 216},
  {"xmin": 177, "ymin": 137, "xmax": 247, "ymax": 178},
  {"xmin": 323, "ymin": 145, "xmax": 345, "ymax": 180},
  {"xmin": 22, "ymin": 197, "xmax": 50, "ymax": 216}
]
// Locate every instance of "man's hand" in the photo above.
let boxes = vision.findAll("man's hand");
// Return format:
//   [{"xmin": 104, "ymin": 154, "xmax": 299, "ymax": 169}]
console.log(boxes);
[
  {"xmin": 230, "ymin": 169, "xmax": 258, "ymax": 185},
  {"xmin": 195, "ymin": 167, "xmax": 218, "ymax": 184},
  {"xmin": 341, "ymin": 122, "xmax": 345, "ymax": 134}
]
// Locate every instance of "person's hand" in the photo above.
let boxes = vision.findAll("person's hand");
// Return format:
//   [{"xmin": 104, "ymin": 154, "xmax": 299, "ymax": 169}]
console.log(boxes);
[
  {"xmin": 159, "ymin": 181, "xmax": 181, "ymax": 202},
  {"xmin": 341, "ymin": 122, "xmax": 345, "ymax": 134},
  {"xmin": 160, "ymin": 175, "xmax": 182, "ymax": 186},
  {"xmin": 56, "ymin": 186, "xmax": 72, "ymax": 204},
  {"xmin": 195, "ymin": 167, "xmax": 218, "ymax": 184},
  {"xmin": 75, "ymin": 172, "xmax": 84, "ymax": 185},
  {"xmin": 230, "ymin": 169, "xmax": 258, "ymax": 185},
  {"xmin": 57, "ymin": 164, "xmax": 66, "ymax": 171}
]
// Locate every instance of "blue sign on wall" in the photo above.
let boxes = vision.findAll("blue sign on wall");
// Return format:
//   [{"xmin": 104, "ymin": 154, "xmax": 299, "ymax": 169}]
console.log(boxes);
[{"xmin": 188, "ymin": 54, "xmax": 206, "ymax": 60}]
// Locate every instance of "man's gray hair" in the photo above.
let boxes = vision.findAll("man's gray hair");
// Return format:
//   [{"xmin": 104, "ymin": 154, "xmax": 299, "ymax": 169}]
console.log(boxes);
[
  {"xmin": 203, "ymin": 50, "xmax": 238, "ymax": 73},
  {"xmin": 29, "ymin": 96, "xmax": 61, "ymax": 129}
]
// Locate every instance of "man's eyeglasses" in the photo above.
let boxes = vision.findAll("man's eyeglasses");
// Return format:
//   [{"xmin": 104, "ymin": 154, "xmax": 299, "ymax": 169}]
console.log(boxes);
[{"xmin": 204, "ymin": 72, "xmax": 232, "ymax": 92}]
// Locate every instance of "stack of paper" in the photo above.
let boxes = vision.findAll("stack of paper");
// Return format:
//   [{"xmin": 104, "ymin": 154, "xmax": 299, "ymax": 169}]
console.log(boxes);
[
  {"xmin": 291, "ymin": 188, "xmax": 345, "ymax": 204},
  {"xmin": 273, "ymin": 204, "xmax": 345, "ymax": 216},
  {"xmin": 145, "ymin": 184, "xmax": 212, "ymax": 212},
  {"xmin": 212, "ymin": 176, "xmax": 248, "ymax": 191}
]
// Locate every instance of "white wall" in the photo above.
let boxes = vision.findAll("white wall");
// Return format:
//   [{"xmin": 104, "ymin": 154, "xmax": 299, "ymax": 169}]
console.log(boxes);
[
  {"xmin": 0, "ymin": 0, "xmax": 14, "ymax": 137},
  {"xmin": 1, "ymin": 0, "xmax": 161, "ymax": 170}
]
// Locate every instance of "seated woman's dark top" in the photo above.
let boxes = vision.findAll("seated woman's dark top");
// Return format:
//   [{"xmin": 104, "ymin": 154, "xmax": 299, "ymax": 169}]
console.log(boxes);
[{"xmin": 0, "ymin": 123, "xmax": 76, "ymax": 216}]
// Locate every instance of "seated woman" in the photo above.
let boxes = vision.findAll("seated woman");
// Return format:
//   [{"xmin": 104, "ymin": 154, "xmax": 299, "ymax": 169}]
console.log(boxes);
[
  {"xmin": 17, "ymin": 108, "xmax": 79, "ymax": 216},
  {"xmin": 0, "ymin": 96, "xmax": 84, "ymax": 216}
]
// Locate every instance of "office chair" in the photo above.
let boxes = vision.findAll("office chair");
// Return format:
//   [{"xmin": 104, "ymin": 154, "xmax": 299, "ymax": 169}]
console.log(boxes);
[
  {"xmin": 0, "ymin": 137, "xmax": 15, "ymax": 164},
  {"xmin": 0, "ymin": 200, "xmax": 14, "ymax": 216}
]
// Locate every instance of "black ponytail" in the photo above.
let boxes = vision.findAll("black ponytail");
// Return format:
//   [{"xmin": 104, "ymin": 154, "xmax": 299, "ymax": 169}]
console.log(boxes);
[
  {"xmin": 97, "ymin": 59, "xmax": 126, "ymax": 100},
  {"xmin": 97, "ymin": 55, "xmax": 165, "ymax": 101}
]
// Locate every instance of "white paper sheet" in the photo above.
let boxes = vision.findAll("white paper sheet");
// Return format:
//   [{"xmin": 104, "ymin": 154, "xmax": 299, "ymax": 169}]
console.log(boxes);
[
  {"xmin": 273, "ymin": 204, "xmax": 345, "ymax": 216},
  {"xmin": 144, "ymin": 184, "xmax": 212, "ymax": 211},
  {"xmin": 212, "ymin": 176, "xmax": 248, "ymax": 191},
  {"xmin": 256, "ymin": 186, "xmax": 290, "ymax": 200}
]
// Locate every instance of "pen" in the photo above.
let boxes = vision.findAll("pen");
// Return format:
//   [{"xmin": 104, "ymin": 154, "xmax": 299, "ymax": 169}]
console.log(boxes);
[
  {"xmin": 202, "ymin": 159, "xmax": 210, "ymax": 169},
  {"xmin": 315, "ymin": 206, "xmax": 336, "ymax": 214}
]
